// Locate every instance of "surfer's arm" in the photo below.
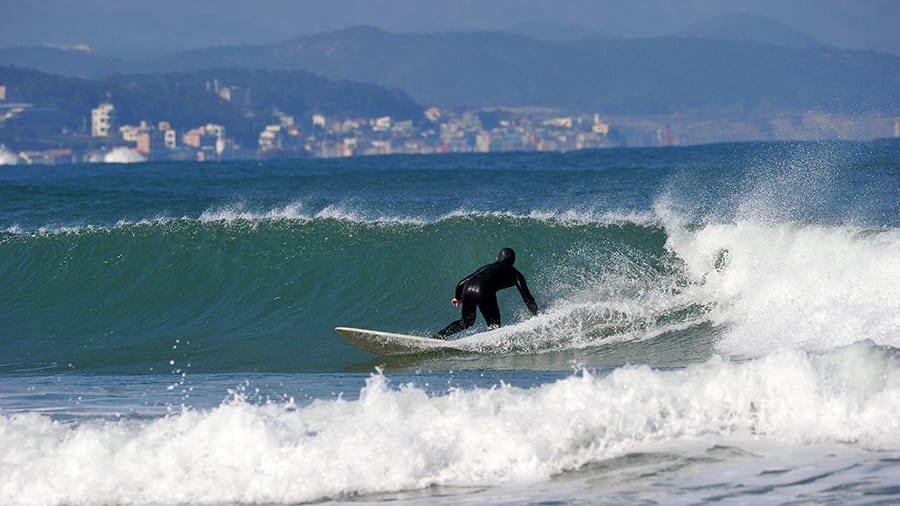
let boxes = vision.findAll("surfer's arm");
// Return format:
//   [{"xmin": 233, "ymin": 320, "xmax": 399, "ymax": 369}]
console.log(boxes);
[{"xmin": 515, "ymin": 273, "xmax": 539, "ymax": 316}]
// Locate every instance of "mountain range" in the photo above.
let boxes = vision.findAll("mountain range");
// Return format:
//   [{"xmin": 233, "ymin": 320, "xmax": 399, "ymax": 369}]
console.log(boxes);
[
  {"xmin": 2, "ymin": 21, "xmax": 897, "ymax": 116},
  {"xmin": 3, "ymin": 1, "xmax": 899, "ymax": 56}
]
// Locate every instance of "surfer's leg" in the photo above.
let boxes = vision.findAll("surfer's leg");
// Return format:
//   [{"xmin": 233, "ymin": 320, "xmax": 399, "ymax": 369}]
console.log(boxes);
[
  {"xmin": 480, "ymin": 295, "xmax": 501, "ymax": 329},
  {"xmin": 433, "ymin": 300, "xmax": 477, "ymax": 339}
]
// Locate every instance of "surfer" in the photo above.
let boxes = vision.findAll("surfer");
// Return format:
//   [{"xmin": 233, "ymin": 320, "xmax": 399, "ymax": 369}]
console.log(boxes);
[{"xmin": 433, "ymin": 247, "xmax": 538, "ymax": 339}]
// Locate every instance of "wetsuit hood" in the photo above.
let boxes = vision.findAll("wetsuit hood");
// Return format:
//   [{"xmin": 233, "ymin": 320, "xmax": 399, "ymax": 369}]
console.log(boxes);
[{"xmin": 497, "ymin": 247, "xmax": 516, "ymax": 266}]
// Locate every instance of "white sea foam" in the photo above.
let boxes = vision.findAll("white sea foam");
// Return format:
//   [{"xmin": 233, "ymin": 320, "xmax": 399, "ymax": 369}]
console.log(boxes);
[
  {"xmin": 2, "ymin": 344, "xmax": 898, "ymax": 506},
  {"xmin": 0, "ymin": 147, "xmax": 18, "ymax": 165},
  {"xmin": 455, "ymin": 285, "xmax": 705, "ymax": 355},
  {"xmin": 197, "ymin": 204, "xmax": 654, "ymax": 227},
  {"xmin": 315, "ymin": 203, "xmax": 427, "ymax": 225},
  {"xmin": 197, "ymin": 201, "xmax": 429, "ymax": 225},
  {"xmin": 8, "ymin": 201, "xmax": 658, "ymax": 235},
  {"xmin": 102, "ymin": 147, "xmax": 147, "ymax": 164},
  {"xmin": 526, "ymin": 208, "xmax": 657, "ymax": 226},
  {"xmin": 655, "ymin": 193, "xmax": 900, "ymax": 357},
  {"xmin": 197, "ymin": 201, "xmax": 308, "ymax": 222},
  {"xmin": 439, "ymin": 207, "xmax": 657, "ymax": 227},
  {"xmin": 194, "ymin": 202, "xmax": 656, "ymax": 228}
]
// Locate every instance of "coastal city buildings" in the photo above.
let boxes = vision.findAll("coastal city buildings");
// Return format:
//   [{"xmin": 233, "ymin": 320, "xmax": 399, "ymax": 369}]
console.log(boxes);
[{"xmin": 1, "ymin": 80, "xmax": 898, "ymax": 166}]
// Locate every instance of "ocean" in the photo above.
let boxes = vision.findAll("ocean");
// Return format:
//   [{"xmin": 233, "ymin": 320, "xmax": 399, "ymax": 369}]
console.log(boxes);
[{"xmin": 1, "ymin": 140, "xmax": 898, "ymax": 505}]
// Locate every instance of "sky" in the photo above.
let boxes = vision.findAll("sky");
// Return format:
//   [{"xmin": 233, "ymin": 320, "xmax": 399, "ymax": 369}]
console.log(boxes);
[{"xmin": 3, "ymin": 0, "xmax": 899, "ymax": 56}]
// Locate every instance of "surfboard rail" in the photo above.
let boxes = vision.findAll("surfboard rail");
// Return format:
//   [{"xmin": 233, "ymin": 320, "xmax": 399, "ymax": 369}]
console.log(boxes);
[{"xmin": 335, "ymin": 326, "xmax": 459, "ymax": 356}]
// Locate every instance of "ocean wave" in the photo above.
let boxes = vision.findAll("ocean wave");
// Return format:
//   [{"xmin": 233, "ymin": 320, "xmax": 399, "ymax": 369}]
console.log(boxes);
[
  {"xmin": 2, "ymin": 342, "xmax": 898, "ymax": 505},
  {"xmin": 663, "ymin": 218, "xmax": 900, "ymax": 357},
  {"xmin": 3, "ymin": 202, "xmax": 897, "ymax": 373}
]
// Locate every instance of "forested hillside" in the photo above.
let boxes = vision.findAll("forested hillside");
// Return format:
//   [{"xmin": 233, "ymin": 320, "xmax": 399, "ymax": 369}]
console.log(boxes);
[{"xmin": 0, "ymin": 66, "xmax": 423, "ymax": 147}]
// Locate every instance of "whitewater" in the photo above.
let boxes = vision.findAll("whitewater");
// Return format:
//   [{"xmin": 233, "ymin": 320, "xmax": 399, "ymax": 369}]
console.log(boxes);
[{"xmin": 1, "ymin": 140, "xmax": 898, "ymax": 505}]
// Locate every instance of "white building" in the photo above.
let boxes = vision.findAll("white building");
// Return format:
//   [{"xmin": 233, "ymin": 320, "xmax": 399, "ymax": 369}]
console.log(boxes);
[
  {"xmin": 164, "ymin": 129, "xmax": 177, "ymax": 149},
  {"xmin": 91, "ymin": 103, "xmax": 115, "ymax": 137},
  {"xmin": 543, "ymin": 117, "xmax": 573, "ymax": 128},
  {"xmin": 371, "ymin": 116, "xmax": 391, "ymax": 131},
  {"xmin": 259, "ymin": 125, "xmax": 283, "ymax": 150},
  {"xmin": 204, "ymin": 123, "xmax": 226, "ymax": 139},
  {"xmin": 593, "ymin": 123, "xmax": 610, "ymax": 135},
  {"xmin": 476, "ymin": 131, "xmax": 492, "ymax": 153}
]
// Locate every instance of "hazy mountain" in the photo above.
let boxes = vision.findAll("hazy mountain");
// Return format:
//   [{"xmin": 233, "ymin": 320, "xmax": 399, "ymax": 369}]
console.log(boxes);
[
  {"xmin": 0, "ymin": 20, "xmax": 900, "ymax": 120},
  {"xmin": 675, "ymin": 12, "xmax": 821, "ymax": 48},
  {"xmin": 0, "ymin": 1, "xmax": 294, "ymax": 57},
  {"xmin": 6, "ymin": 25, "xmax": 893, "ymax": 116},
  {"xmin": 502, "ymin": 23, "xmax": 605, "ymax": 42},
  {"xmin": 0, "ymin": 47, "xmax": 125, "ymax": 79},
  {"xmin": 2, "ymin": 1, "xmax": 898, "ymax": 55}
]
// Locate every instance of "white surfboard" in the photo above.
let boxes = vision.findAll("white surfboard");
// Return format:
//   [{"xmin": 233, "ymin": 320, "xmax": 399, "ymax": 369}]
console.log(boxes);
[{"xmin": 335, "ymin": 326, "xmax": 460, "ymax": 356}]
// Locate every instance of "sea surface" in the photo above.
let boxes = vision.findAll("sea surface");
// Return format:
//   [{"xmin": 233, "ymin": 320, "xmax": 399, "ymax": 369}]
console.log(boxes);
[{"xmin": 1, "ymin": 141, "xmax": 898, "ymax": 505}]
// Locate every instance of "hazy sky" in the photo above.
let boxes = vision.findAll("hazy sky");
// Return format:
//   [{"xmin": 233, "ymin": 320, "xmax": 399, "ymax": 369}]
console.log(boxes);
[{"xmin": 4, "ymin": 0, "xmax": 899, "ymax": 55}]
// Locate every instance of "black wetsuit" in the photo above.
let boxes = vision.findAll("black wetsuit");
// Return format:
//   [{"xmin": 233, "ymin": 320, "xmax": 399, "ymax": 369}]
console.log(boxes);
[{"xmin": 434, "ymin": 249, "xmax": 538, "ymax": 339}]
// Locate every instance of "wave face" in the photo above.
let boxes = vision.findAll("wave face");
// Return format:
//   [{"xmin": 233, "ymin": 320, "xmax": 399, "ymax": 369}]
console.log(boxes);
[
  {"xmin": 5, "ymin": 210, "xmax": 893, "ymax": 373},
  {"xmin": 1, "ymin": 141, "xmax": 899, "ymax": 374},
  {"xmin": 0, "ymin": 213, "xmax": 682, "ymax": 372}
]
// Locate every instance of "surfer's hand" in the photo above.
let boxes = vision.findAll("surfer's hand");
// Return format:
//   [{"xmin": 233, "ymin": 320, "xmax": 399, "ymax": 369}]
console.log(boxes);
[{"xmin": 451, "ymin": 298, "xmax": 460, "ymax": 307}]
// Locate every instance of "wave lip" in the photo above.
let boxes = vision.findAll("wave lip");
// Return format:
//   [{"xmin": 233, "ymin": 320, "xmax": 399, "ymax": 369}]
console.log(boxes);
[{"xmin": 195, "ymin": 203, "xmax": 657, "ymax": 228}]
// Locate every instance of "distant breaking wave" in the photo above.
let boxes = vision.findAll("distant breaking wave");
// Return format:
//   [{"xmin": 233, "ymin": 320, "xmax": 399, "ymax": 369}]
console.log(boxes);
[
  {"xmin": 2, "ymin": 201, "xmax": 659, "ymax": 235},
  {"xmin": 0, "ymin": 147, "xmax": 17, "ymax": 165},
  {"xmin": 84, "ymin": 147, "xmax": 148, "ymax": 164}
]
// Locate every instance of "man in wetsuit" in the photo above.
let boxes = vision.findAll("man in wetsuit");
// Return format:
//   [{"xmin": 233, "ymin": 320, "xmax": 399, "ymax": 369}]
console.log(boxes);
[{"xmin": 433, "ymin": 247, "xmax": 539, "ymax": 339}]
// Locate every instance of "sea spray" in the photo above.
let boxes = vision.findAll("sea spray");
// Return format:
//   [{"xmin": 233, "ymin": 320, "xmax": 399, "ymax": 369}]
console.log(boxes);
[{"xmin": 658, "ymin": 204, "xmax": 900, "ymax": 357}]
